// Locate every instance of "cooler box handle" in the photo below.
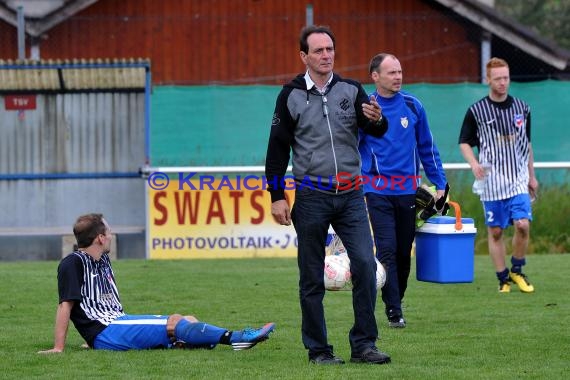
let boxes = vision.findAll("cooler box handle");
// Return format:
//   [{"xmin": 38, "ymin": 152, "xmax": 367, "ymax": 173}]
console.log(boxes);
[{"xmin": 447, "ymin": 201, "xmax": 462, "ymax": 231}]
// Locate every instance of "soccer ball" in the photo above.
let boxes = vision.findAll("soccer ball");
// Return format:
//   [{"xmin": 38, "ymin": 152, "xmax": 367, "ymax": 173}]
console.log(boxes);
[
  {"xmin": 375, "ymin": 259, "xmax": 386, "ymax": 289},
  {"xmin": 324, "ymin": 253, "xmax": 352, "ymax": 291},
  {"xmin": 324, "ymin": 234, "xmax": 386, "ymax": 290}
]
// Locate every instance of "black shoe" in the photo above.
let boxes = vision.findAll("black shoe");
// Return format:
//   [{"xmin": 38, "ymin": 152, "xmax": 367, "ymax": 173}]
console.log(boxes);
[
  {"xmin": 350, "ymin": 347, "xmax": 391, "ymax": 364},
  {"xmin": 388, "ymin": 316, "xmax": 406, "ymax": 328},
  {"xmin": 309, "ymin": 352, "xmax": 345, "ymax": 365},
  {"xmin": 387, "ymin": 308, "xmax": 406, "ymax": 328}
]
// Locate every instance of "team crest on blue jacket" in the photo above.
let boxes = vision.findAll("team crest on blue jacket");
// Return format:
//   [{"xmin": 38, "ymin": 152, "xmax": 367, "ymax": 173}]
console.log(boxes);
[
  {"xmin": 400, "ymin": 116, "xmax": 408, "ymax": 128},
  {"xmin": 514, "ymin": 114, "xmax": 524, "ymax": 128}
]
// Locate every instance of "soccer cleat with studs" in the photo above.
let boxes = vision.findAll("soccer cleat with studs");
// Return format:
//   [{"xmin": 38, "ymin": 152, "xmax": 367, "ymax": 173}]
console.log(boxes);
[
  {"xmin": 498, "ymin": 280, "xmax": 511, "ymax": 293},
  {"xmin": 509, "ymin": 272, "xmax": 534, "ymax": 293},
  {"xmin": 230, "ymin": 322, "xmax": 275, "ymax": 351}
]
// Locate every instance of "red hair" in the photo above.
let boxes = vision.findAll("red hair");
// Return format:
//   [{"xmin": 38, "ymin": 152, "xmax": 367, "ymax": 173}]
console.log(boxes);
[{"xmin": 486, "ymin": 57, "xmax": 509, "ymax": 78}]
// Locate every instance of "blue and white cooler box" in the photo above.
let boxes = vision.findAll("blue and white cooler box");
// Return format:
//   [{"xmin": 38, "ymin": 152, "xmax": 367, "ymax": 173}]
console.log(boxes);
[{"xmin": 415, "ymin": 215, "xmax": 477, "ymax": 283}]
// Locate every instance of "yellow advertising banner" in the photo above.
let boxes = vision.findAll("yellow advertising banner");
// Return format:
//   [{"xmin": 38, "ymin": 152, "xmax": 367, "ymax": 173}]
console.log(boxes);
[{"xmin": 147, "ymin": 175, "xmax": 297, "ymax": 259}]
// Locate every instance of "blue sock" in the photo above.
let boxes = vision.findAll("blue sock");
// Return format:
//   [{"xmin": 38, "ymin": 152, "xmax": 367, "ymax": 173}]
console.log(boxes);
[
  {"xmin": 511, "ymin": 257, "xmax": 526, "ymax": 274},
  {"xmin": 174, "ymin": 320, "xmax": 228, "ymax": 346},
  {"xmin": 496, "ymin": 268, "xmax": 509, "ymax": 282}
]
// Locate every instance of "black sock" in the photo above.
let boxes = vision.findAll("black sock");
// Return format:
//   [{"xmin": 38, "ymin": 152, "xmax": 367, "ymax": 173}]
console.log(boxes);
[
  {"xmin": 219, "ymin": 330, "xmax": 232, "ymax": 345},
  {"xmin": 511, "ymin": 257, "xmax": 526, "ymax": 274},
  {"xmin": 496, "ymin": 268, "xmax": 509, "ymax": 282}
]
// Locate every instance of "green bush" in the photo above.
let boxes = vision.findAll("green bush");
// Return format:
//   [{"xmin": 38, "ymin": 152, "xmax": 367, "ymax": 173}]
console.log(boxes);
[{"xmin": 442, "ymin": 170, "xmax": 570, "ymax": 255}]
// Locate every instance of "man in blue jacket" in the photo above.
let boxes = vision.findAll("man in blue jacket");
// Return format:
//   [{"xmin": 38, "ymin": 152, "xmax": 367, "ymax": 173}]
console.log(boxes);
[{"xmin": 359, "ymin": 53, "xmax": 447, "ymax": 328}]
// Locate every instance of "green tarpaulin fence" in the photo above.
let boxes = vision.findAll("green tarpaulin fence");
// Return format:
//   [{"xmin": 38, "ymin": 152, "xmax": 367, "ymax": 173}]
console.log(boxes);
[{"xmin": 151, "ymin": 81, "xmax": 569, "ymax": 167}]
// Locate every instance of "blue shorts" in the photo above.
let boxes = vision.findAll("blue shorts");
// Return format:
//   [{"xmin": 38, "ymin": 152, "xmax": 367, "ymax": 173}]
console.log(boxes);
[
  {"xmin": 482, "ymin": 194, "xmax": 533, "ymax": 229},
  {"xmin": 93, "ymin": 314, "xmax": 172, "ymax": 350}
]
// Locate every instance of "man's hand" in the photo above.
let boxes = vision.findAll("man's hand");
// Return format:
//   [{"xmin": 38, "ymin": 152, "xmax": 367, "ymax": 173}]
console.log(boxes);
[
  {"xmin": 435, "ymin": 189, "xmax": 446, "ymax": 200},
  {"xmin": 271, "ymin": 199, "xmax": 292, "ymax": 226},
  {"xmin": 529, "ymin": 177, "xmax": 539, "ymax": 201},
  {"xmin": 471, "ymin": 162, "xmax": 491, "ymax": 180},
  {"xmin": 362, "ymin": 95, "xmax": 383, "ymax": 123}
]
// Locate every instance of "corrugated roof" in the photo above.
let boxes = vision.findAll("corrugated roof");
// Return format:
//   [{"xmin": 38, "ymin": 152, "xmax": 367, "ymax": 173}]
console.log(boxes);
[
  {"xmin": 0, "ymin": 58, "xmax": 150, "ymax": 92},
  {"xmin": 434, "ymin": 0, "xmax": 570, "ymax": 70}
]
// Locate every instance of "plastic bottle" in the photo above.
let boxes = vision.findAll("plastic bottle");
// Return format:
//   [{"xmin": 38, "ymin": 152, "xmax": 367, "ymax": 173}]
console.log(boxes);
[{"xmin": 472, "ymin": 163, "xmax": 492, "ymax": 196}]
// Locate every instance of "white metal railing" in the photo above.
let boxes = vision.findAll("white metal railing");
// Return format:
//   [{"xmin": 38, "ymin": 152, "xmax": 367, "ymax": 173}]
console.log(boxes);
[
  {"xmin": 0, "ymin": 226, "xmax": 144, "ymax": 236},
  {"xmin": 140, "ymin": 162, "xmax": 570, "ymax": 175}
]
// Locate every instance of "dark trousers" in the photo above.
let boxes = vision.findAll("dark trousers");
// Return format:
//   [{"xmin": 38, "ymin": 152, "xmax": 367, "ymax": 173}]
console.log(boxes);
[
  {"xmin": 366, "ymin": 193, "xmax": 416, "ymax": 318},
  {"xmin": 291, "ymin": 187, "xmax": 378, "ymax": 358}
]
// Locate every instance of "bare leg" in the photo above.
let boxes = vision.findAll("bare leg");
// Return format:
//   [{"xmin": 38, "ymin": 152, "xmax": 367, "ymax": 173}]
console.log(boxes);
[
  {"xmin": 512, "ymin": 219, "xmax": 530, "ymax": 259},
  {"xmin": 509, "ymin": 218, "xmax": 534, "ymax": 292},
  {"xmin": 487, "ymin": 226, "xmax": 506, "ymax": 272}
]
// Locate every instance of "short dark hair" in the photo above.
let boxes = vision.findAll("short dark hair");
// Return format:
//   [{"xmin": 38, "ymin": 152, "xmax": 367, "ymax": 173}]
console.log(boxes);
[
  {"xmin": 73, "ymin": 213, "xmax": 106, "ymax": 248},
  {"xmin": 299, "ymin": 25, "xmax": 335, "ymax": 54},
  {"xmin": 369, "ymin": 53, "xmax": 395, "ymax": 74}
]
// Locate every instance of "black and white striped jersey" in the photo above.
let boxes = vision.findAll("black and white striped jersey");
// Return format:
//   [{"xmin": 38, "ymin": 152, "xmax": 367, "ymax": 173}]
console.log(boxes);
[
  {"xmin": 58, "ymin": 250, "xmax": 125, "ymax": 346},
  {"xmin": 459, "ymin": 95, "xmax": 531, "ymax": 201}
]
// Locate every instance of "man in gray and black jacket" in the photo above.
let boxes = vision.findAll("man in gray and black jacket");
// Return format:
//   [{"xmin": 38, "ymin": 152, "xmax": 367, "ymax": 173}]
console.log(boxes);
[{"xmin": 264, "ymin": 25, "xmax": 390, "ymax": 365}]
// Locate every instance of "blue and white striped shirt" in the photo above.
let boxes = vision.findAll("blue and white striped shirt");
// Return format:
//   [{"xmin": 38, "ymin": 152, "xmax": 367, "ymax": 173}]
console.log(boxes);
[
  {"xmin": 58, "ymin": 250, "xmax": 125, "ymax": 346},
  {"xmin": 459, "ymin": 95, "xmax": 531, "ymax": 201}
]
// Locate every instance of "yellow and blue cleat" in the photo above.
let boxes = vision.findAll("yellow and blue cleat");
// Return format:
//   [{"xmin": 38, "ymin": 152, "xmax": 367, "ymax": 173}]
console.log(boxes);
[
  {"xmin": 498, "ymin": 280, "xmax": 511, "ymax": 293},
  {"xmin": 509, "ymin": 272, "xmax": 534, "ymax": 293}
]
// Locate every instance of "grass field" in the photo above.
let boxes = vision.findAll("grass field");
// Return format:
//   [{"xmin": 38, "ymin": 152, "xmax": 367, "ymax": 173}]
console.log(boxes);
[{"xmin": 1, "ymin": 254, "xmax": 569, "ymax": 379}]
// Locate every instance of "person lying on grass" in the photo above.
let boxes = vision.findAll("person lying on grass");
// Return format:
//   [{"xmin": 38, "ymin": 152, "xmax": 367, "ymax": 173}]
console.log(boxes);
[{"xmin": 39, "ymin": 213, "xmax": 275, "ymax": 353}]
